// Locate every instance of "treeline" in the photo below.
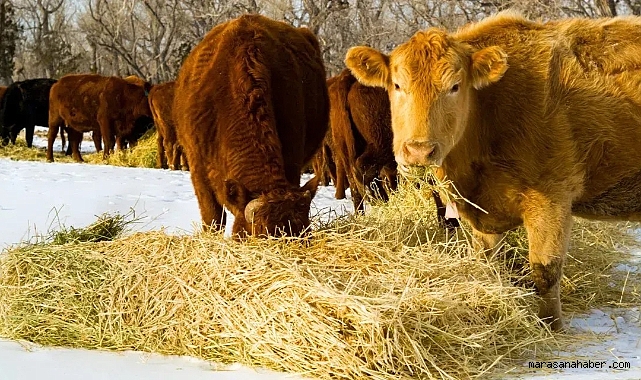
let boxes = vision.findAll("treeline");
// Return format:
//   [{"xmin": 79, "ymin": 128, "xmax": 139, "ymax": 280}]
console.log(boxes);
[{"xmin": 0, "ymin": 0, "xmax": 638, "ymax": 85}]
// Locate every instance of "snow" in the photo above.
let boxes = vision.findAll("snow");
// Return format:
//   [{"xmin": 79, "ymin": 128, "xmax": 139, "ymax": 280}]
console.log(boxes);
[{"xmin": 0, "ymin": 133, "xmax": 640, "ymax": 379}]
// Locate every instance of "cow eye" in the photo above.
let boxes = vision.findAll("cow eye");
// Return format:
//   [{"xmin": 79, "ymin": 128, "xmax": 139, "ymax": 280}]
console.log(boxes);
[
  {"xmin": 394, "ymin": 83, "xmax": 400, "ymax": 91},
  {"xmin": 450, "ymin": 83, "xmax": 460, "ymax": 94}
]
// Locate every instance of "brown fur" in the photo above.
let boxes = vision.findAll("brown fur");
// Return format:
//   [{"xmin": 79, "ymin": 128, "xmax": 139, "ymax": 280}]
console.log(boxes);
[
  {"xmin": 311, "ymin": 131, "xmax": 339, "ymax": 188},
  {"xmin": 173, "ymin": 14, "xmax": 329, "ymax": 238},
  {"xmin": 345, "ymin": 11, "xmax": 641, "ymax": 330},
  {"xmin": 148, "ymin": 81, "xmax": 188, "ymax": 171},
  {"xmin": 0, "ymin": 86, "xmax": 6, "ymax": 103},
  {"xmin": 47, "ymin": 74, "xmax": 153, "ymax": 162},
  {"xmin": 328, "ymin": 69, "xmax": 397, "ymax": 212}
]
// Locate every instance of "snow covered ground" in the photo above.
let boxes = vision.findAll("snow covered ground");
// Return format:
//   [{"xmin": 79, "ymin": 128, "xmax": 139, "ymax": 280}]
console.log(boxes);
[{"xmin": 0, "ymin": 133, "xmax": 639, "ymax": 379}]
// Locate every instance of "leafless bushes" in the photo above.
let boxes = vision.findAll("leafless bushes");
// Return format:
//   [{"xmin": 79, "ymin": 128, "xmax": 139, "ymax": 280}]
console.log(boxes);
[{"xmin": 7, "ymin": 0, "xmax": 637, "ymax": 83}]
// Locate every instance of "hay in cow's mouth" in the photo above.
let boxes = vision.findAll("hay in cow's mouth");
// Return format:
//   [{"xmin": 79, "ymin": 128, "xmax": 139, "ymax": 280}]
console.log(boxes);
[{"xmin": 0, "ymin": 179, "xmax": 639, "ymax": 379}]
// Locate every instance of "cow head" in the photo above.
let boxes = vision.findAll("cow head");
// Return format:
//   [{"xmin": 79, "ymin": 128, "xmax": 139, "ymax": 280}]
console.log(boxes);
[
  {"xmin": 345, "ymin": 29, "xmax": 508, "ymax": 168},
  {"xmin": 223, "ymin": 176, "xmax": 319, "ymax": 238}
]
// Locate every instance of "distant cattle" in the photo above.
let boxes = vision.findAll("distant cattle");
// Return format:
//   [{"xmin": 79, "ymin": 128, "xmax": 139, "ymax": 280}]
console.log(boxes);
[
  {"xmin": 173, "ymin": 14, "xmax": 328, "ymax": 238},
  {"xmin": 0, "ymin": 78, "xmax": 57, "ymax": 147},
  {"xmin": 346, "ymin": 11, "xmax": 641, "ymax": 330},
  {"xmin": 47, "ymin": 74, "xmax": 153, "ymax": 162},
  {"xmin": 148, "ymin": 81, "xmax": 187, "ymax": 170}
]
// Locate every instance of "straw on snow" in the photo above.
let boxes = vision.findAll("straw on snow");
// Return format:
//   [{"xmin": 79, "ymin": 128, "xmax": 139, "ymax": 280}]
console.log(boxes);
[
  {"xmin": 1, "ymin": 150, "xmax": 640, "ymax": 379},
  {"xmin": 0, "ymin": 130, "xmax": 159, "ymax": 168}
]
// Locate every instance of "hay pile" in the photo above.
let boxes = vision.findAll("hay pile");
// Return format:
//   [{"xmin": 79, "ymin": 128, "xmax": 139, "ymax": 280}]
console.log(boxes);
[
  {"xmin": 83, "ymin": 129, "xmax": 158, "ymax": 168},
  {"xmin": 0, "ymin": 130, "xmax": 159, "ymax": 169},
  {"xmin": 1, "ymin": 177, "xmax": 639, "ymax": 379}
]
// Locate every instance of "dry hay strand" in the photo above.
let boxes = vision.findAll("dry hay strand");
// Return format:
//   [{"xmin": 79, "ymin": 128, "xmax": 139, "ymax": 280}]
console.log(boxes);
[{"xmin": 0, "ymin": 173, "xmax": 639, "ymax": 379}]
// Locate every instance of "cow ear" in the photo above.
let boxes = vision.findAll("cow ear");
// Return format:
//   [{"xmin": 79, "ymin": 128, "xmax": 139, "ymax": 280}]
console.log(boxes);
[
  {"xmin": 471, "ymin": 46, "xmax": 508, "ymax": 89},
  {"xmin": 300, "ymin": 176, "xmax": 319, "ymax": 200},
  {"xmin": 224, "ymin": 179, "xmax": 249, "ymax": 213},
  {"xmin": 345, "ymin": 46, "xmax": 391, "ymax": 89}
]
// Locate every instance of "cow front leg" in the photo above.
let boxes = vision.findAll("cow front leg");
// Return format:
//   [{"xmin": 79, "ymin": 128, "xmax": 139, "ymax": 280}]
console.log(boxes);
[
  {"xmin": 25, "ymin": 125, "xmax": 35, "ymax": 148},
  {"xmin": 67, "ymin": 129, "xmax": 85, "ymax": 162},
  {"xmin": 99, "ymin": 120, "xmax": 114, "ymax": 160},
  {"xmin": 523, "ymin": 197, "xmax": 572, "ymax": 331},
  {"xmin": 46, "ymin": 125, "xmax": 59, "ymax": 162},
  {"xmin": 188, "ymin": 162, "xmax": 225, "ymax": 231},
  {"xmin": 92, "ymin": 130, "xmax": 102, "ymax": 152},
  {"xmin": 156, "ymin": 134, "xmax": 167, "ymax": 169}
]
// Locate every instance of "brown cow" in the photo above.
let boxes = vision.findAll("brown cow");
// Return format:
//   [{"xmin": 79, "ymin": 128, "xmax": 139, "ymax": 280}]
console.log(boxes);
[
  {"xmin": 47, "ymin": 74, "xmax": 153, "ymax": 162},
  {"xmin": 345, "ymin": 11, "xmax": 641, "ymax": 330},
  {"xmin": 148, "ymin": 81, "xmax": 188, "ymax": 171},
  {"xmin": 328, "ymin": 69, "xmax": 398, "ymax": 213},
  {"xmin": 173, "ymin": 14, "xmax": 328, "ymax": 238}
]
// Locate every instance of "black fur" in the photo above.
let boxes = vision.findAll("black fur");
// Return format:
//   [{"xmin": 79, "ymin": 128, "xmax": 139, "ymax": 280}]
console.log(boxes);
[{"xmin": 0, "ymin": 78, "xmax": 57, "ymax": 147}]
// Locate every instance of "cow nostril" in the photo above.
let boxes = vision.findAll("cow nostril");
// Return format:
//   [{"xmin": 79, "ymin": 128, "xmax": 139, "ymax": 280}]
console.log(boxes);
[{"xmin": 405, "ymin": 141, "xmax": 437, "ymax": 160}]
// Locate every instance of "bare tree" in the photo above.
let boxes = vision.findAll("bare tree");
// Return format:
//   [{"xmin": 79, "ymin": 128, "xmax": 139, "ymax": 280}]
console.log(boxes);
[{"xmin": 0, "ymin": 0, "xmax": 20, "ymax": 84}]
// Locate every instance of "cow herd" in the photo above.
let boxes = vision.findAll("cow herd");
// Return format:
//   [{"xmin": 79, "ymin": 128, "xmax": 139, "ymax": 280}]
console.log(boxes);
[{"xmin": 4, "ymin": 11, "xmax": 641, "ymax": 331}]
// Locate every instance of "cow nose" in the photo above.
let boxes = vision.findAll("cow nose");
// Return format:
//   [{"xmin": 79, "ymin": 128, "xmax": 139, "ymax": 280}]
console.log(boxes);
[{"xmin": 403, "ymin": 141, "xmax": 437, "ymax": 165}]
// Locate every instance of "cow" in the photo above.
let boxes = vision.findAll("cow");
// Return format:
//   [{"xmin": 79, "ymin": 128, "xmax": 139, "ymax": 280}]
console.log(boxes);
[
  {"xmin": 0, "ymin": 86, "xmax": 6, "ymax": 103},
  {"xmin": 47, "ymin": 74, "xmax": 153, "ymax": 162},
  {"xmin": 173, "ymin": 14, "xmax": 328, "ymax": 238},
  {"xmin": 0, "ymin": 78, "xmax": 57, "ymax": 148},
  {"xmin": 328, "ymin": 69, "xmax": 398, "ymax": 213},
  {"xmin": 328, "ymin": 69, "xmax": 459, "ymax": 230},
  {"xmin": 345, "ymin": 11, "xmax": 641, "ymax": 331},
  {"xmin": 148, "ymin": 81, "xmax": 188, "ymax": 170}
]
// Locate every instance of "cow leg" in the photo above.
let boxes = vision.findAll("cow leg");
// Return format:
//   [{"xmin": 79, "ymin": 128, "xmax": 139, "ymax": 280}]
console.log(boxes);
[
  {"xmin": 116, "ymin": 136, "xmax": 124, "ymax": 151},
  {"xmin": 46, "ymin": 125, "xmax": 59, "ymax": 162},
  {"xmin": 92, "ymin": 130, "xmax": 103, "ymax": 152},
  {"xmin": 59, "ymin": 127, "xmax": 67, "ymax": 152},
  {"xmin": 335, "ymin": 163, "xmax": 347, "ymax": 199},
  {"xmin": 67, "ymin": 129, "xmax": 85, "ymax": 162},
  {"xmin": 25, "ymin": 125, "xmax": 35, "ymax": 148},
  {"xmin": 156, "ymin": 134, "xmax": 167, "ymax": 169},
  {"xmin": 170, "ymin": 143, "xmax": 181, "ymax": 171},
  {"xmin": 180, "ymin": 149, "xmax": 189, "ymax": 171},
  {"xmin": 191, "ymin": 167, "xmax": 226, "ymax": 231},
  {"xmin": 472, "ymin": 229, "xmax": 504, "ymax": 255},
  {"xmin": 523, "ymin": 197, "xmax": 572, "ymax": 331},
  {"xmin": 9, "ymin": 126, "xmax": 18, "ymax": 145},
  {"xmin": 99, "ymin": 120, "xmax": 114, "ymax": 159}
]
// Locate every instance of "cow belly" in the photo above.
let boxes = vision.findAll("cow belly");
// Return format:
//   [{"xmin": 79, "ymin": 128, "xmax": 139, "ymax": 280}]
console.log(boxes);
[{"xmin": 572, "ymin": 169, "xmax": 641, "ymax": 220}]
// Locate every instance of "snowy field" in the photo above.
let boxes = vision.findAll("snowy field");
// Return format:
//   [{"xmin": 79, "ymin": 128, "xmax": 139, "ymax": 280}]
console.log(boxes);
[{"xmin": 0, "ymin": 132, "xmax": 639, "ymax": 379}]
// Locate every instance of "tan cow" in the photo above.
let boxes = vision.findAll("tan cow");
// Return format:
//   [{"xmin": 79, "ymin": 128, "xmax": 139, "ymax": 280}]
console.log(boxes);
[{"xmin": 345, "ymin": 11, "xmax": 641, "ymax": 331}]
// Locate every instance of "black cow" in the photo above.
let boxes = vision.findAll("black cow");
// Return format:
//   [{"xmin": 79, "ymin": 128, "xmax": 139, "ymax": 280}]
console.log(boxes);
[{"xmin": 0, "ymin": 78, "xmax": 57, "ymax": 147}]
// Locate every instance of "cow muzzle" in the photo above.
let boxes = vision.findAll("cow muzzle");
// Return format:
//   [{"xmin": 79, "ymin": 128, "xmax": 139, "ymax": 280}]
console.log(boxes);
[{"xmin": 400, "ymin": 140, "xmax": 440, "ymax": 167}]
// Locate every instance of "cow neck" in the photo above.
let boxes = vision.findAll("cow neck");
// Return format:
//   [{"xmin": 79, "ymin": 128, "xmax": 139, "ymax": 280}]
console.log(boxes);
[
  {"xmin": 236, "ymin": 169, "xmax": 292, "ymax": 197},
  {"xmin": 441, "ymin": 90, "xmax": 490, "ymax": 196}
]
